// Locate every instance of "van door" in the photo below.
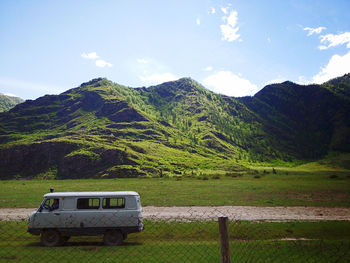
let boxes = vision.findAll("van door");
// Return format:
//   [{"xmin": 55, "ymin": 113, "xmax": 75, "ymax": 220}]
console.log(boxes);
[
  {"xmin": 36, "ymin": 198, "xmax": 62, "ymax": 228},
  {"xmin": 60, "ymin": 197, "xmax": 79, "ymax": 228},
  {"xmin": 74, "ymin": 197, "xmax": 102, "ymax": 228},
  {"xmin": 101, "ymin": 197, "xmax": 128, "ymax": 227}
]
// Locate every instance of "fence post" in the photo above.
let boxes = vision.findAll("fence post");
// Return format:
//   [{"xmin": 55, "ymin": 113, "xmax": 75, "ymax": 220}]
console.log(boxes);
[{"xmin": 218, "ymin": 217, "xmax": 232, "ymax": 263}]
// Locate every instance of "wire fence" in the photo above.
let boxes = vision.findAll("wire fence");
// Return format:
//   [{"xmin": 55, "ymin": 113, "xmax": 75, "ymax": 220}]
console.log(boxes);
[{"xmin": 1, "ymin": 207, "xmax": 350, "ymax": 262}]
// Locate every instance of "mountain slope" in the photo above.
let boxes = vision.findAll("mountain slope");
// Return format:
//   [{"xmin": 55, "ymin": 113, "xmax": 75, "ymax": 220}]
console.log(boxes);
[
  {"xmin": 0, "ymin": 75, "xmax": 350, "ymax": 179},
  {"xmin": 239, "ymin": 79, "xmax": 350, "ymax": 158},
  {"xmin": 0, "ymin": 94, "xmax": 24, "ymax": 112},
  {"xmin": 322, "ymin": 73, "xmax": 350, "ymax": 100},
  {"xmin": 0, "ymin": 78, "xmax": 248, "ymax": 179}
]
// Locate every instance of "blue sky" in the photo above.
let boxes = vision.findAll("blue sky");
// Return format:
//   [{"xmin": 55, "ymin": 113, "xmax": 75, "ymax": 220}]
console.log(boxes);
[{"xmin": 1, "ymin": 0, "xmax": 350, "ymax": 99}]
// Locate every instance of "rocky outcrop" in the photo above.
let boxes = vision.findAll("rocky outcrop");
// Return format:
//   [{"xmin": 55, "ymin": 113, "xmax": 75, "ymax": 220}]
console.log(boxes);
[
  {"xmin": 58, "ymin": 148, "xmax": 137, "ymax": 179},
  {"xmin": 96, "ymin": 100, "xmax": 148, "ymax": 123},
  {"xmin": 0, "ymin": 142, "xmax": 77, "ymax": 179},
  {"xmin": 0, "ymin": 142, "xmax": 138, "ymax": 179}
]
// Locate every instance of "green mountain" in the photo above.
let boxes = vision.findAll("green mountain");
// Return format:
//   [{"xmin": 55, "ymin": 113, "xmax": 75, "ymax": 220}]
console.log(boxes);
[
  {"xmin": 0, "ymin": 93, "xmax": 24, "ymax": 112},
  {"xmin": 239, "ymin": 78, "xmax": 350, "ymax": 159},
  {"xmin": 0, "ymin": 74, "xmax": 349, "ymax": 179}
]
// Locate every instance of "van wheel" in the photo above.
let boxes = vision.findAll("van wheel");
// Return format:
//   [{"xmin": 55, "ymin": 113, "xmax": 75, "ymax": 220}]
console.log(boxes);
[
  {"xmin": 103, "ymin": 230, "xmax": 123, "ymax": 246},
  {"xmin": 41, "ymin": 229, "xmax": 62, "ymax": 247},
  {"xmin": 62, "ymin": 236, "xmax": 70, "ymax": 242},
  {"xmin": 60, "ymin": 236, "xmax": 70, "ymax": 245}
]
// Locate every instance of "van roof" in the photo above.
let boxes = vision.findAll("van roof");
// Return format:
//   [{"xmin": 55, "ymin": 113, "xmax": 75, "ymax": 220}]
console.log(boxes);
[{"xmin": 43, "ymin": 191, "xmax": 140, "ymax": 198}]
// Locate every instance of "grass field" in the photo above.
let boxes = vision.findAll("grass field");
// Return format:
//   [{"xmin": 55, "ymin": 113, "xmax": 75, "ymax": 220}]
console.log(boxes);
[
  {"xmin": 1, "ymin": 165, "xmax": 349, "ymax": 262},
  {"xmin": 1, "ymin": 220, "xmax": 350, "ymax": 262},
  {"xmin": 1, "ymin": 169, "xmax": 350, "ymax": 208}
]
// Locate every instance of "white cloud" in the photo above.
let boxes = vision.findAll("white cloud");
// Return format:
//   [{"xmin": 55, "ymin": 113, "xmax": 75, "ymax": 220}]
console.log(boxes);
[
  {"xmin": 82, "ymin": 51, "xmax": 113, "ymax": 68},
  {"xmin": 203, "ymin": 71, "xmax": 258, "ymax": 97},
  {"xmin": 95, "ymin": 59, "xmax": 113, "ymax": 68},
  {"xmin": 300, "ymin": 29, "xmax": 350, "ymax": 84},
  {"xmin": 196, "ymin": 17, "xmax": 200, "ymax": 25},
  {"xmin": 81, "ymin": 52, "xmax": 99, "ymax": 60},
  {"xmin": 136, "ymin": 58, "xmax": 178, "ymax": 85},
  {"xmin": 221, "ymin": 7, "xmax": 228, "ymax": 14},
  {"xmin": 303, "ymin": 26, "xmax": 326, "ymax": 36},
  {"xmin": 318, "ymin": 32, "xmax": 350, "ymax": 50},
  {"xmin": 267, "ymin": 37, "xmax": 271, "ymax": 43},
  {"xmin": 140, "ymin": 73, "xmax": 178, "ymax": 85},
  {"xmin": 296, "ymin": 76, "xmax": 311, "ymax": 85},
  {"xmin": 137, "ymin": 58, "xmax": 149, "ymax": 64},
  {"xmin": 220, "ymin": 10, "xmax": 240, "ymax": 42},
  {"xmin": 204, "ymin": 66, "xmax": 213, "ymax": 71},
  {"xmin": 311, "ymin": 50, "xmax": 350, "ymax": 84},
  {"xmin": 210, "ymin": 7, "xmax": 216, "ymax": 14},
  {"xmin": 318, "ymin": 45, "xmax": 328, "ymax": 50}
]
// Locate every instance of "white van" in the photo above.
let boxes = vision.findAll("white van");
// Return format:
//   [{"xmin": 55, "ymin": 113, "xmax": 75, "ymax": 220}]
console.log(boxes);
[{"xmin": 27, "ymin": 191, "xmax": 144, "ymax": 246}]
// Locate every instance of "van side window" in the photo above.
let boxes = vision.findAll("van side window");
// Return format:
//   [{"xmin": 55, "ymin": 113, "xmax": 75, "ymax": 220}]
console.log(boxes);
[
  {"xmin": 77, "ymin": 198, "xmax": 100, "ymax": 209},
  {"xmin": 102, "ymin": 198, "xmax": 125, "ymax": 209}
]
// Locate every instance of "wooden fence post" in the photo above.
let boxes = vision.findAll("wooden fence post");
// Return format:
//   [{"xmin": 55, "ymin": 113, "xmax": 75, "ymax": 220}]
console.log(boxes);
[{"xmin": 218, "ymin": 216, "xmax": 232, "ymax": 263}]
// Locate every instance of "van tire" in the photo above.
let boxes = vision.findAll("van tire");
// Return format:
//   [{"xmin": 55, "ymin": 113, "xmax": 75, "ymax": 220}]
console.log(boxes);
[
  {"xmin": 41, "ymin": 229, "xmax": 62, "ymax": 247},
  {"xmin": 103, "ymin": 230, "xmax": 123, "ymax": 246},
  {"xmin": 60, "ymin": 236, "xmax": 70, "ymax": 245}
]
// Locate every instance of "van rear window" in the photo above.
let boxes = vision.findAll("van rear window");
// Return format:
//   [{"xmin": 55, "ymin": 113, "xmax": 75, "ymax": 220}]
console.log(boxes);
[
  {"xmin": 102, "ymin": 198, "xmax": 125, "ymax": 209},
  {"xmin": 77, "ymin": 198, "xmax": 100, "ymax": 209}
]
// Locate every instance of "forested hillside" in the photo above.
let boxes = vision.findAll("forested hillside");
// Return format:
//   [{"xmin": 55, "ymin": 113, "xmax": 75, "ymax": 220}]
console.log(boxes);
[
  {"xmin": 0, "ymin": 93, "xmax": 23, "ymax": 112},
  {"xmin": 0, "ymin": 74, "xmax": 349, "ymax": 179}
]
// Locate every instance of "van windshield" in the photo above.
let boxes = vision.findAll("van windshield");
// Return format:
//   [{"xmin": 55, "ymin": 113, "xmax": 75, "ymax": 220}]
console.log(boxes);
[{"xmin": 39, "ymin": 198, "xmax": 59, "ymax": 211}]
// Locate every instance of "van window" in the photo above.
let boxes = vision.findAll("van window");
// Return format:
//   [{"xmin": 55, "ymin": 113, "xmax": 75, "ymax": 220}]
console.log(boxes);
[
  {"xmin": 44, "ymin": 198, "xmax": 58, "ymax": 208},
  {"xmin": 102, "ymin": 198, "xmax": 125, "ymax": 209},
  {"xmin": 77, "ymin": 198, "xmax": 100, "ymax": 209},
  {"xmin": 43, "ymin": 198, "xmax": 60, "ymax": 211}
]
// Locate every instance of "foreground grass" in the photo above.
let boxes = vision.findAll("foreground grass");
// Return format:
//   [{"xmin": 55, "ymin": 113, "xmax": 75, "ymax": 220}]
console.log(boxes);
[
  {"xmin": 1, "ymin": 220, "xmax": 350, "ymax": 262},
  {"xmin": 0, "ymin": 171, "xmax": 350, "ymax": 208}
]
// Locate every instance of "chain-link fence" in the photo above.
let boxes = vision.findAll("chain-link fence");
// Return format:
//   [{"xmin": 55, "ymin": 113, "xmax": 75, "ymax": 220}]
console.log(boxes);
[{"xmin": 1, "ymin": 207, "xmax": 350, "ymax": 263}]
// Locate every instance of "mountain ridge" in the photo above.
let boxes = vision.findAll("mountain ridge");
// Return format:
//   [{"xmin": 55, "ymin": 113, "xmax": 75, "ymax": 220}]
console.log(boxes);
[
  {"xmin": 0, "ymin": 93, "xmax": 24, "ymax": 112},
  {"xmin": 0, "ymin": 74, "xmax": 349, "ymax": 179}
]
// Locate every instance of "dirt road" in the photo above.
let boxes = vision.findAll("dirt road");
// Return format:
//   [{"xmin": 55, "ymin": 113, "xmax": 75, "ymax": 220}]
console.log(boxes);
[{"xmin": 1, "ymin": 206, "xmax": 350, "ymax": 221}]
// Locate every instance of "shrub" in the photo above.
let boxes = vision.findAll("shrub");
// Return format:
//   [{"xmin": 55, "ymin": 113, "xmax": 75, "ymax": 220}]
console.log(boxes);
[
  {"xmin": 212, "ymin": 174, "xmax": 221, "ymax": 180},
  {"xmin": 225, "ymin": 172, "xmax": 243, "ymax": 178}
]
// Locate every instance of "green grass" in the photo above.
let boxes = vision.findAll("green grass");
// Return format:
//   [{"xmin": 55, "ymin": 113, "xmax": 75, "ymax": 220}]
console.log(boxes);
[
  {"xmin": 1, "ymin": 171, "xmax": 350, "ymax": 208},
  {"xmin": 1, "ymin": 220, "xmax": 350, "ymax": 262}
]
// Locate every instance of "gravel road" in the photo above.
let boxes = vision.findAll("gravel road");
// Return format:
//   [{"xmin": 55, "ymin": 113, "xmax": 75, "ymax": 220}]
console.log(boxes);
[{"xmin": 1, "ymin": 206, "xmax": 350, "ymax": 221}]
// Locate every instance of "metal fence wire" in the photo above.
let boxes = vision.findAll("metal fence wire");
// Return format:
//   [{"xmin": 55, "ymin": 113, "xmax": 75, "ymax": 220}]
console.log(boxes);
[{"xmin": 1, "ymin": 207, "xmax": 350, "ymax": 263}]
